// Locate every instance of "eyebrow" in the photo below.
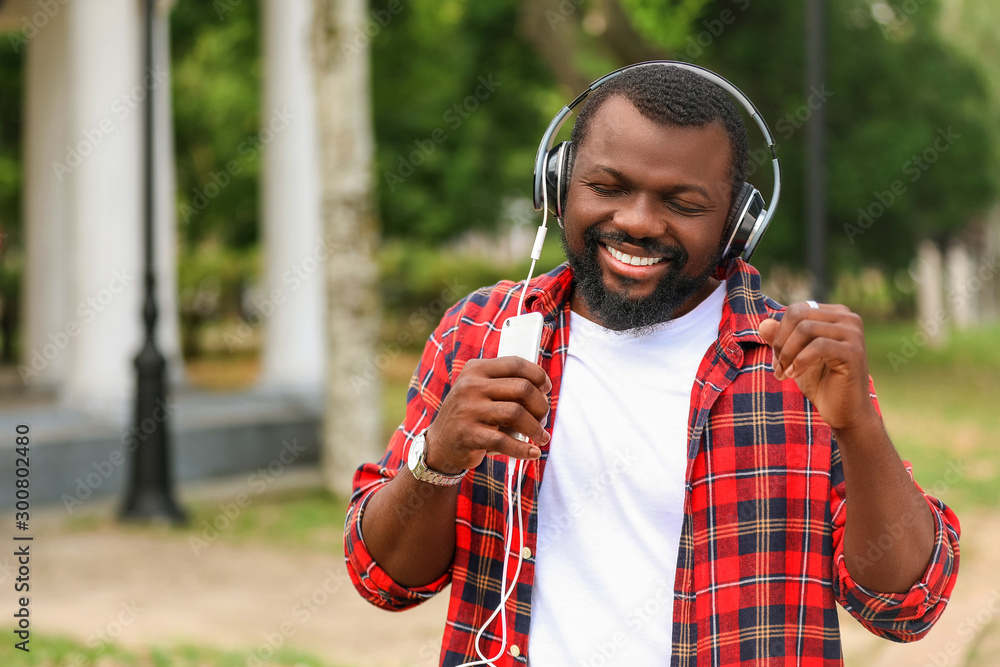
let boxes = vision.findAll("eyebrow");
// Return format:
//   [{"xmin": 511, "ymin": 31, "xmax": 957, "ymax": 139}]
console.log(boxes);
[{"xmin": 590, "ymin": 165, "xmax": 713, "ymax": 201}]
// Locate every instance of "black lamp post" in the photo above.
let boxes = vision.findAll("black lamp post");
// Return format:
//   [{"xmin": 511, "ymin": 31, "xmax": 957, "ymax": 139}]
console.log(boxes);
[
  {"xmin": 120, "ymin": 0, "xmax": 186, "ymax": 523},
  {"xmin": 806, "ymin": 0, "xmax": 828, "ymax": 300}
]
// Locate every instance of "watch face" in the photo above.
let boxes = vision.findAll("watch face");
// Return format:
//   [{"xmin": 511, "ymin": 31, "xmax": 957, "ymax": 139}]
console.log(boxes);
[{"xmin": 407, "ymin": 435, "xmax": 423, "ymax": 471}]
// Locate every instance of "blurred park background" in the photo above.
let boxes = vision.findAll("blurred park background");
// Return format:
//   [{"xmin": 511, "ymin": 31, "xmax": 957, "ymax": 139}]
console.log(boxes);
[{"xmin": 0, "ymin": 0, "xmax": 998, "ymax": 665}]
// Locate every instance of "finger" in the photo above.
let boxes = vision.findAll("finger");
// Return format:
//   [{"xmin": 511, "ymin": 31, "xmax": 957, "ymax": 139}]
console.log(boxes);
[
  {"xmin": 477, "ymin": 427, "xmax": 544, "ymax": 461},
  {"xmin": 482, "ymin": 377, "xmax": 550, "ymax": 420},
  {"xmin": 758, "ymin": 316, "xmax": 780, "ymax": 344},
  {"xmin": 773, "ymin": 319, "xmax": 856, "ymax": 379},
  {"xmin": 781, "ymin": 302, "xmax": 854, "ymax": 328},
  {"xmin": 484, "ymin": 400, "xmax": 550, "ymax": 446},
  {"xmin": 479, "ymin": 356, "xmax": 552, "ymax": 393},
  {"xmin": 780, "ymin": 337, "xmax": 855, "ymax": 380},
  {"xmin": 445, "ymin": 427, "xmax": 542, "ymax": 470},
  {"xmin": 766, "ymin": 304, "xmax": 858, "ymax": 374},
  {"xmin": 769, "ymin": 302, "xmax": 848, "ymax": 346}
]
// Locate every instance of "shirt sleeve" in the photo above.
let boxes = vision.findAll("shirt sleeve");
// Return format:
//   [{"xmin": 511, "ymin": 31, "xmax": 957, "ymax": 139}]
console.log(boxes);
[
  {"xmin": 342, "ymin": 311, "xmax": 460, "ymax": 611},
  {"xmin": 828, "ymin": 377, "xmax": 962, "ymax": 642}
]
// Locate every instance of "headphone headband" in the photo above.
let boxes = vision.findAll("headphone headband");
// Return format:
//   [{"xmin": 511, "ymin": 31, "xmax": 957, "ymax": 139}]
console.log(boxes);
[{"xmin": 531, "ymin": 61, "xmax": 781, "ymax": 259}]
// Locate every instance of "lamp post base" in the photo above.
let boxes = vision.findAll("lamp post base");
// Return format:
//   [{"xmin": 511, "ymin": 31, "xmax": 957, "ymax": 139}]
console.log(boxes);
[
  {"xmin": 120, "ymin": 492, "xmax": 187, "ymax": 524},
  {"xmin": 119, "ymin": 340, "xmax": 187, "ymax": 526}
]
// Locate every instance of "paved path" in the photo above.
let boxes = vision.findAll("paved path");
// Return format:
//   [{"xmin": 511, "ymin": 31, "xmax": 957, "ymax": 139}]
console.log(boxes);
[
  {"xmin": 25, "ymin": 527, "xmax": 448, "ymax": 667},
  {"xmin": 7, "ymin": 483, "xmax": 999, "ymax": 667},
  {"xmin": 5, "ymin": 473, "xmax": 449, "ymax": 667}
]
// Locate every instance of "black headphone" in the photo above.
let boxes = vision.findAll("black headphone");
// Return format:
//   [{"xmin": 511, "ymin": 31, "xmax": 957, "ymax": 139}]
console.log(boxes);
[{"xmin": 532, "ymin": 61, "xmax": 782, "ymax": 263}]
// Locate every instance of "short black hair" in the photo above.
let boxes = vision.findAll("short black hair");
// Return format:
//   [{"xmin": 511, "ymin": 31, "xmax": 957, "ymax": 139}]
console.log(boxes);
[{"xmin": 568, "ymin": 64, "xmax": 750, "ymax": 205}]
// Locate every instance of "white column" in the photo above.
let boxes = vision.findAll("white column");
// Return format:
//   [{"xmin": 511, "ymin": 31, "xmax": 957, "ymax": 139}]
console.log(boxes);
[
  {"xmin": 259, "ymin": 0, "xmax": 326, "ymax": 394},
  {"xmin": 915, "ymin": 239, "xmax": 946, "ymax": 349},
  {"xmin": 154, "ymin": 0, "xmax": 185, "ymax": 386},
  {"xmin": 946, "ymin": 241, "xmax": 974, "ymax": 330},
  {"xmin": 61, "ymin": 0, "xmax": 146, "ymax": 421},
  {"xmin": 983, "ymin": 205, "xmax": 1000, "ymax": 323},
  {"xmin": 21, "ymin": 5, "xmax": 71, "ymax": 391}
]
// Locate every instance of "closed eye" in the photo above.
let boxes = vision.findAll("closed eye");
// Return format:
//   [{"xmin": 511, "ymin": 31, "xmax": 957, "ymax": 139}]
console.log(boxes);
[
  {"xmin": 587, "ymin": 184, "xmax": 626, "ymax": 197},
  {"xmin": 586, "ymin": 181, "xmax": 709, "ymax": 214},
  {"xmin": 665, "ymin": 200, "xmax": 705, "ymax": 215}
]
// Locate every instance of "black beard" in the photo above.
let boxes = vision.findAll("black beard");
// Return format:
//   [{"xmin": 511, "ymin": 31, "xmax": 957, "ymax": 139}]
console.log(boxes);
[{"xmin": 561, "ymin": 224, "xmax": 721, "ymax": 333}]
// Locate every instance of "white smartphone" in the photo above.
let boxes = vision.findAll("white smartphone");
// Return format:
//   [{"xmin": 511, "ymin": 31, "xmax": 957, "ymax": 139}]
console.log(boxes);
[
  {"xmin": 497, "ymin": 312, "xmax": 544, "ymax": 363},
  {"xmin": 496, "ymin": 312, "xmax": 544, "ymax": 442}
]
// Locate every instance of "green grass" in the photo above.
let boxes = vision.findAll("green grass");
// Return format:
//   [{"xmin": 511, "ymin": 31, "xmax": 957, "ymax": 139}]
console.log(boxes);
[
  {"xmin": 0, "ymin": 631, "xmax": 335, "ymax": 667},
  {"xmin": 65, "ymin": 486, "xmax": 349, "ymax": 554},
  {"xmin": 865, "ymin": 322, "xmax": 1000, "ymax": 512},
  {"xmin": 182, "ymin": 486, "xmax": 349, "ymax": 552}
]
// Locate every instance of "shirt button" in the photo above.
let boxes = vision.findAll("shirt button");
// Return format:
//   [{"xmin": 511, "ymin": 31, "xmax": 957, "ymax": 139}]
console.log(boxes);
[
  {"xmin": 509, "ymin": 644, "xmax": 521, "ymax": 658},
  {"xmin": 521, "ymin": 546, "xmax": 532, "ymax": 560}
]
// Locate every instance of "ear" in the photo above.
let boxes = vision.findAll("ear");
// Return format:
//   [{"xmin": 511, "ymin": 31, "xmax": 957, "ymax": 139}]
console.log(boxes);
[
  {"xmin": 560, "ymin": 142, "xmax": 576, "ymax": 220},
  {"xmin": 544, "ymin": 141, "xmax": 573, "ymax": 222},
  {"xmin": 720, "ymin": 182, "xmax": 765, "ymax": 262}
]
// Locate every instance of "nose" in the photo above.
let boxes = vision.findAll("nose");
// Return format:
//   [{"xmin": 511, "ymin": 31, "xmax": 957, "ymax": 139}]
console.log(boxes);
[{"xmin": 612, "ymin": 191, "xmax": 664, "ymax": 240}]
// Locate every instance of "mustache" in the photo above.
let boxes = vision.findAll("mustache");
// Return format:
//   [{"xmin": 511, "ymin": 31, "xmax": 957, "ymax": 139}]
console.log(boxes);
[{"xmin": 583, "ymin": 227, "xmax": 687, "ymax": 263}]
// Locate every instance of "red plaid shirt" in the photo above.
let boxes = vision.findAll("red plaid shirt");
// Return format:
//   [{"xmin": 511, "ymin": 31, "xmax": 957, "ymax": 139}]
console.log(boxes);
[{"xmin": 344, "ymin": 259, "xmax": 961, "ymax": 666}]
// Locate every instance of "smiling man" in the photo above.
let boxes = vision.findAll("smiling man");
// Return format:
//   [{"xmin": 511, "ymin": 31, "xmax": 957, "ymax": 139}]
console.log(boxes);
[
  {"xmin": 344, "ymin": 64, "xmax": 960, "ymax": 666},
  {"xmin": 563, "ymin": 94, "xmax": 735, "ymax": 331}
]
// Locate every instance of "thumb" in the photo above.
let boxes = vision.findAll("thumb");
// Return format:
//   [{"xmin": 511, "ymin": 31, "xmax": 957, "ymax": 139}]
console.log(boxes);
[{"xmin": 758, "ymin": 316, "xmax": 779, "ymax": 344}]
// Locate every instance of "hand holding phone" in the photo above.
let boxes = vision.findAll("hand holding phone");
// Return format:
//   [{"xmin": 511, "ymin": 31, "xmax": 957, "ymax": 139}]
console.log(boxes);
[
  {"xmin": 496, "ymin": 313, "xmax": 545, "ymax": 442},
  {"xmin": 421, "ymin": 312, "xmax": 549, "ymax": 475}
]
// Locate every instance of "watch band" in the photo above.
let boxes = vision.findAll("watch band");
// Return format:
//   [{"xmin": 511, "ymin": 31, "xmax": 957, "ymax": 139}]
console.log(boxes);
[
  {"xmin": 408, "ymin": 430, "xmax": 468, "ymax": 487},
  {"xmin": 414, "ymin": 466, "xmax": 467, "ymax": 487}
]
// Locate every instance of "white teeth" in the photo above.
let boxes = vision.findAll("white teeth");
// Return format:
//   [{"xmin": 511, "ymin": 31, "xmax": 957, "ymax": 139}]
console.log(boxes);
[{"xmin": 605, "ymin": 244, "xmax": 663, "ymax": 267}]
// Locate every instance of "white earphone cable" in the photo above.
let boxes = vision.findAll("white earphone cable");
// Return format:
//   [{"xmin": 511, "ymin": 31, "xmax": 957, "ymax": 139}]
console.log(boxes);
[
  {"xmin": 456, "ymin": 458, "xmax": 527, "ymax": 667},
  {"xmin": 457, "ymin": 187, "xmax": 548, "ymax": 666},
  {"xmin": 456, "ymin": 179, "xmax": 549, "ymax": 667},
  {"xmin": 516, "ymin": 186, "xmax": 550, "ymax": 317}
]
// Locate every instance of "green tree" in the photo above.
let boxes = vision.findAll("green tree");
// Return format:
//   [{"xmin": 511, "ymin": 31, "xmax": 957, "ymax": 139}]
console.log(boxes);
[
  {"xmin": 171, "ymin": 0, "xmax": 262, "ymax": 250},
  {"xmin": 370, "ymin": 1, "xmax": 557, "ymax": 241},
  {"xmin": 0, "ymin": 33, "xmax": 23, "ymax": 247},
  {"xmin": 0, "ymin": 35, "xmax": 24, "ymax": 362}
]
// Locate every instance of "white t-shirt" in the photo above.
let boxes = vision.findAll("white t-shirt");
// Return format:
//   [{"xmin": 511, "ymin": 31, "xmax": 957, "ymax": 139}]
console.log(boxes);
[{"xmin": 528, "ymin": 283, "xmax": 725, "ymax": 665}]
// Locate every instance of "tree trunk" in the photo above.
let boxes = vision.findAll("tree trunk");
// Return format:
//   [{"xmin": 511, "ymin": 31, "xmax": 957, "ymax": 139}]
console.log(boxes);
[
  {"xmin": 312, "ymin": 0, "xmax": 383, "ymax": 494},
  {"xmin": 984, "ymin": 205, "xmax": 1000, "ymax": 323},
  {"xmin": 518, "ymin": 0, "xmax": 669, "ymax": 94},
  {"xmin": 601, "ymin": 0, "xmax": 670, "ymax": 64},
  {"xmin": 915, "ymin": 239, "xmax": 947, "ymax": 348},
  {"xmin": 518, "ymin": 0, "xmax": 591, "ymax": 92},
  {"xmin": 945, "ymin": 240, "xmax": 974, "ymax": 330}
]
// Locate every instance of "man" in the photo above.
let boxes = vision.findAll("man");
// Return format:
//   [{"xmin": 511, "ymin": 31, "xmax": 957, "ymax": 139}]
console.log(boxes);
[{"xmin": 344, "ymin": 65, "xmax": 960, "ymax": 666}]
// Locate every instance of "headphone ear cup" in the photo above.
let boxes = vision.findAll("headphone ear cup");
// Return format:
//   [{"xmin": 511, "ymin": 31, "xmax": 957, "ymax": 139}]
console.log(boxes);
[
  {"xmin": 544, "ymin": 141, "xmax": 572, "ymax": 219},
  {"xmin": 722, "ymin": 182, "xmax": 766, "ymax": 262}
]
